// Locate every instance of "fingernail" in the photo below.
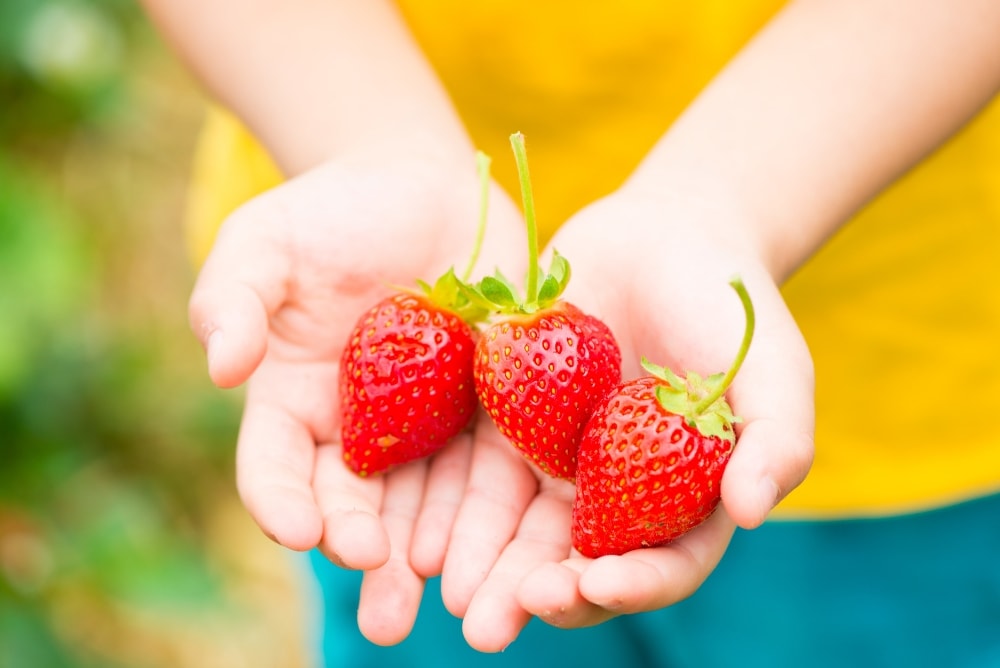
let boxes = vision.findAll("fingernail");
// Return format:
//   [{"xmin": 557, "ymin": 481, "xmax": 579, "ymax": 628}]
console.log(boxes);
[
  {"xmin": 757, "ymin": 475, "xmax": 780, "ymax": 519},
  {"xmin": 602, "ymin": 598, "xmax": 624, "ymax": 612},
  {"xmin": 206, "ymin": 329, "xmax": 223, "ymax": 371}
]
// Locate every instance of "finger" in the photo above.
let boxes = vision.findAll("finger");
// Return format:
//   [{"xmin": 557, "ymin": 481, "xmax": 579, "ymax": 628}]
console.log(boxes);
[
  {"xmin": 235, "ymin": 395, "xmax": 323, "ymax": 552},
  {"xmin": 723, "ymin": 289, "xmax": 816, "ymax": 528},
  {"xmin": 439, "ymin": 423, "xmax": 538, "ymax": 618},
  {"xmin": 461, "ymin": 483, "xmax": 574, "ymax": 653},
  {"xmin": 517, "ymin": 560, "xmax": 614, "ymax": 629},
  {"xmin": 188, "ymin": 200, "xmax": 292, "ymax": 388},
  {"xmin": 356, "ymin": 460, "xmax": 429, "ymax": 646},
  {"xmin": 576, "ymin": 509, "xmax": 737, "ymax": 614},
  {"xmin": 409, "ymin": 432, "xmax": 475, "ymax": 578},
  {"xmin": 722, "ymin": 416, "xmax": 815, "ymax": 528},
  {"xmin": 312, "ymin": 442, "xmax": 390, "ymax": 571}
]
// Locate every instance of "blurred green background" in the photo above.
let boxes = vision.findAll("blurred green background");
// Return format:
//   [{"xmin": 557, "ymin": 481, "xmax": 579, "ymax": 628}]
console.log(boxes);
[{"xmin": 1, "ymin": 2, "xmax": 307, "ymax": 666}]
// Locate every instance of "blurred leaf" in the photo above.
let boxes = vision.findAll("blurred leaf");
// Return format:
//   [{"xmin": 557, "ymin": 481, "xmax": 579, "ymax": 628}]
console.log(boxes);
[
  {"xmin": 0, "ymin": 5, "xmax": 295, "ymax": 665},
  {"xmin": 0, "ymin": 155, "xmax": 96, "ymax": 401},
  {"xmin": 18, "ymin": 4, "xmax": 123, "ymax": 91},
  {"xmin": 0, "ymin": 604, "xmax": 79, "ymax": 668},
  {"xmin": 0, "ymin": 0, "xmax": 141, "ymax": 146},
  {"xmin": 49, "ymin": 476, "xmax": 223, "ymax": 610}
]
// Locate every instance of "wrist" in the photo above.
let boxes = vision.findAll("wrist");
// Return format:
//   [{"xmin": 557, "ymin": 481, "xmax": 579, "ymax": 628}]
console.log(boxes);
[
  {"xmin": 257, "ymin": 89, "xmax": 475, "ymax": 178},
  {"xmin": 150, "ymin": 0, "xmax": 474, "ymax": 177},
  {"xmin": 621, "ymin": 152, "xmax": 819, "ymax": 285},
  {"xmin": 618, "ymin": 167, "xmax": 780, "ymax": 278}
]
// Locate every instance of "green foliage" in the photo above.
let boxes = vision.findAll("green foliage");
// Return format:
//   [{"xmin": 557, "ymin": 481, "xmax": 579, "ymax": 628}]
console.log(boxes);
[
  {"xmin": 0, "ymin": 5, "xmax": 256, "ymax": 665},
  {"xmin": 0, "ymin": 160, "xmax": 94, "ymax": 401},
  {"xmin": 0, "ymin": 146, "xmax": 244, "ymax": 664},
  {"xmin": 0, "ymin": 0, "xmax": 141, "ymax": 146}
]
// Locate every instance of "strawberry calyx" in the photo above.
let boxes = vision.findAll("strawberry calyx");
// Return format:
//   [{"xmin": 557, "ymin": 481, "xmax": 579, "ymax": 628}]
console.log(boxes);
[
  {"xmin": 411, "ymin": 268, "xmax": 490, "ymax": 325},
  {"xmin": 463, "ymin": 132, "xmax": 571, "ymax": 316},
  {"xmin": 642, "ymin": 276, "xmax": 756, "ymax": 441}
]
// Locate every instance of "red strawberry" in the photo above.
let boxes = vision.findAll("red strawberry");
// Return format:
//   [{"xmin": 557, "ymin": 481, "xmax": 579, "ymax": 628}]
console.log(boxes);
[
  {"xmin": 572, "ymin": 276, "xmax": 755, "ymax": 557},
  {"xmin": 339, "ymin": 277, "xmax": 482, "ymax": 476},
  {"xmin": 338, "ymin": 153, "xmax": 493, "ymax": 476},
  {"xmin": 475, "ymin": 300, "xmax": 622, "ymax": 480},
  {"xmin": 470, "ymin": 133, "xmax": 622, "ymax": 480}
]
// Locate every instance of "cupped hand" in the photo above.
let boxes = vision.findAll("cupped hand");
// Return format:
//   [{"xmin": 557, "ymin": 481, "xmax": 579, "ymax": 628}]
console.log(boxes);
[
  {"xmin": 430, "ymin": 186, "xmax": 815, "ymax": 651},
  {"xmin": 187, "ymin": 145, "xmax": 526, "ymax": 644}
]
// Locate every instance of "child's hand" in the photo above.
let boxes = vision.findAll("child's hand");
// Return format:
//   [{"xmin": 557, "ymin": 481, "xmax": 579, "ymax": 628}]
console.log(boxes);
[
  {"xmin": 187, "ymin": 147, "xmax": 526, "ymax": 644},
  {"xmin": 433, "ymin": 186, "xmax": 816, "ymax": 651}
]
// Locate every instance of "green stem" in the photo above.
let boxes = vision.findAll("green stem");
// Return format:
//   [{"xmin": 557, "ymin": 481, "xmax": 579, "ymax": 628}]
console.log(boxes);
[
  {"xmin": 461, "ymin": 151, "xmax": 491, "ymax": 282},
  {"xmin": 510, "ymin": 132, "xmax": 539, "ymax": 304},
  {"xmin": 692, "ymin": 276, "xmax": 756, "ymax": 413}
]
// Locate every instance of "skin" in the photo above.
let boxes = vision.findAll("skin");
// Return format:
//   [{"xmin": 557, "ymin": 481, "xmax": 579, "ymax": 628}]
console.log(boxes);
[{"xmin": 142, "ymin": 0, "xmax": 1000, "ymax": 653}]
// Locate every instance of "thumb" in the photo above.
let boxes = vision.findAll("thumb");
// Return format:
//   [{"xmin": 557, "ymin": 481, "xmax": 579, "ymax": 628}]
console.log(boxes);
[
  {"xmin": 720, "ymin": 287, "xmax": 816, "ymax": 528},
  {"xmin": 188, "ymin": 199, "xmax": 292, "ymax": 388},
  {"xmin": 721, "ymin": 416, "xmax": 815, "ymax": 528}
]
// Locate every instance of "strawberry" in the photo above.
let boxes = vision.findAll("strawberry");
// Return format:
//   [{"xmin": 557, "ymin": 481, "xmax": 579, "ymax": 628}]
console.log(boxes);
[
  {"xmin": 470, "ymin": 133, "xmax": 622, "ymax": 480},
  {"xmin": 338, "ymin": 153, "xmax": 493, "ymax": 476},
  {"xmin": 571, "ymin": 276, "xmax": 755, "ymax": 557}
]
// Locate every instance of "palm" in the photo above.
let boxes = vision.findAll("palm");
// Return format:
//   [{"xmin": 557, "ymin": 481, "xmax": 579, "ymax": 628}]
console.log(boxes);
[
  {"xmin": 188, "ymin": 151, "xmax": 527, "ymax": 643},
  {"xmin": 435, "ymin": 191, "xmax": 816, "ymax": 651}
]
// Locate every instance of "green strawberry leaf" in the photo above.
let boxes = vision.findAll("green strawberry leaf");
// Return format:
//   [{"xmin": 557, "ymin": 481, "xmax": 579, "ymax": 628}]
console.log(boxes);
[
  {"xmin": 535, "ymin": 251, "xmax": 572, "ymax": 307},
  {"xmin": 654, "ymin": 384, "xmax": 693, "ymax": 416},
  {"xmin": 404, "ymin": 267, "xmax": 490, "ymax": 325},
  {"xmin": 641, "ymin": 356, "xmax": 686, "ymax": 390},
  {"xmin": 703, "ymin": 370, "xmax": 727, "ymax": 386},
  {"xmin": 537, "ymin": 273, "xmax": 561, "ymax": 304},
  {"xmin": 479, "ymin": 275, "xmax": 519, "ymax": 308},
  {"xmin": 691, "ymin": 410, "xmax": 736, "ymax": 441},
  {"xmin": 490, "ymin": 269, "xmax": 521, "ymax": 297},
  {"xmin": 655, "ymin": 377, "xmax": 739, "ymax": 441},
  {"xmin": 550, "ymin": 251, "xmax": 570, "ymax": 285},
  {"xmin": 428, "ymin": 269, "xmax": 461, "ymax": 305},
  {"xmin": 686, "ymin": 371, "xmax": 705, "ymax": 398}
]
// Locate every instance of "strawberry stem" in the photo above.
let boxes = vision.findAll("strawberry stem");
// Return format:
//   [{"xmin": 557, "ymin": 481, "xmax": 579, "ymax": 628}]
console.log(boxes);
[
  {"xmin": 468, "ymin": 133, "xmax": 567, "ymax": 315},
  {"xmin": 692, "ymin": 276, "xmax": 756, "ymax": 414},
  {"xmin": 510, "ymin": 132, "xmax": 540, "ymax": 304},
  {"xmin": 461, "ymin": 151, "xmax": 492, "ymax": 282}
]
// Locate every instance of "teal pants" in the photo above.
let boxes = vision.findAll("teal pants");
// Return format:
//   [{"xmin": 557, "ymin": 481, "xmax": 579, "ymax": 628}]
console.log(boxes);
[{"xmin": 307, "ymin": 492, "xmax": 1000, "ymax": 667}]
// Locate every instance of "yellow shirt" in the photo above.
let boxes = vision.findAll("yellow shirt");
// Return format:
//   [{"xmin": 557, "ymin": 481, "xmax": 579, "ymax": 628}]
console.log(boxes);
[{"xmin": 185, "ymin": 1, "xmax": 1000, "ymax": 519}]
